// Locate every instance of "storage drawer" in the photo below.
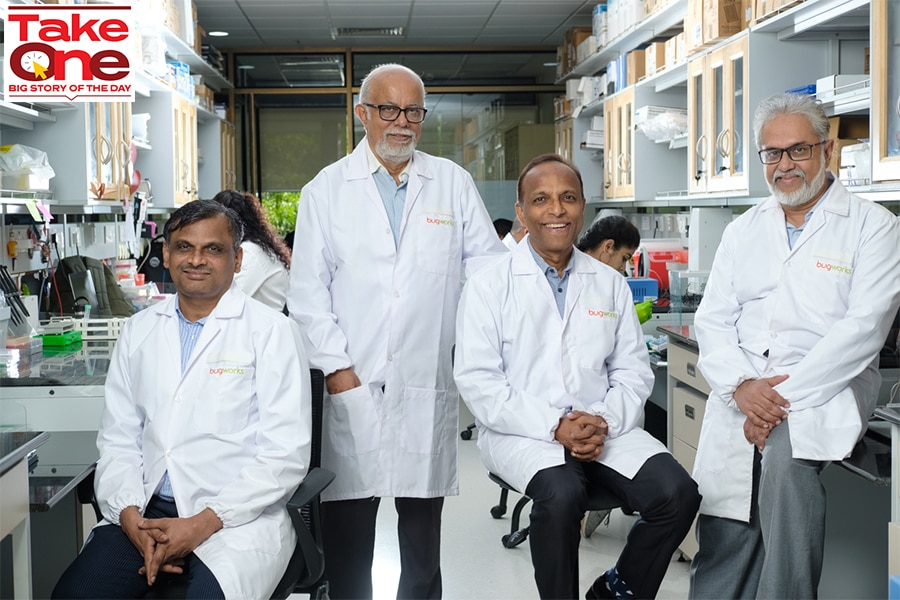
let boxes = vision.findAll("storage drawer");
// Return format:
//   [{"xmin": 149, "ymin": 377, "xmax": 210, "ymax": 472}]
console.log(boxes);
[
  {"xmin": 668, "ymin": 342, "xmax": 712, "ymax": 395},
  {"xmin": 672, "ymin": 436, "xmax": 699, "ymax": 559},
  {"xmin": 673, "ymin": 386, "xmax": 707, "ymax": 448}
]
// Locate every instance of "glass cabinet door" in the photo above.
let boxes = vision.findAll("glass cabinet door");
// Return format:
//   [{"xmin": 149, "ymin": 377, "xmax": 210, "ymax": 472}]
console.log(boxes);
[
  {"xmin": 708, "ymin": 36, "xmax": 748, "ymax": 194},
  {"xmin": 688, "ymin": 55, "xmax": 707, "ymax": 194},
  {"xmin": 617, "ymin": 87, "xmax": 634, "ymax": 198},
  {"xmin": 873, "ymin": 0, "xmax": 900, "ymax": 182}
]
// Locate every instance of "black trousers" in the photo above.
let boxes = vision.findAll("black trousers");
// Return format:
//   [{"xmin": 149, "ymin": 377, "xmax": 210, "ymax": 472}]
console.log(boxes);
[
  {"xmin": 321, "ymin": 496, "xmax": 444, "ymax": 600},
  {"xmin": 51, "ymin": 496, "xmax": 224, "ymax": 599},
  {"xmin": 525, "ymin": 452, "xmax": 700, "ymax": 600}
]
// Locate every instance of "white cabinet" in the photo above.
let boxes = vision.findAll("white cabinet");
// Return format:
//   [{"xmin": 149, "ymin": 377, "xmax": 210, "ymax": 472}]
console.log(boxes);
[
  {"xmin": 687, "ymin": 32, "xmax": 831, "ymax": 199},
  {"xmin": 3, "ymin": 102, "xmax": 133, "ymax": 205},
  {"xmin": 871, "ymin": 0, "xmax": 900, "ymax": 182},
  {"xmin": 133, "ymin": 89, "xmax": 198, "ymax": 207},
  {"xmin": 197, "ymin": 111, "xmax": 236, "ymax": 197}
]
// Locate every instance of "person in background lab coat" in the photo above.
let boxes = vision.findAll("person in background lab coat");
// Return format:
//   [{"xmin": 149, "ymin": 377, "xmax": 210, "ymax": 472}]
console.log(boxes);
[
  {"xmin": 576, "ymin": 215, "xmax": 640, "ymax": 274},
  {"xmin": 288, "ymin": 63, "xmax": 506, "ymax": 599},
  {"xmin": 689, "ymin": 93, "xmax": 900, "ymax": 599},
  {"xmin": 53, "ymin": 200, "xmax": 311, "ymax": 599},
  {"xmin": 502, "ymin": 214, "xmax": 527, "ymax": 249},
  {"xmin": 454, "ymin": 154, "xmax": 700, "ymax": 600},
  {"xmin": 212, "ymin": 190, "xmax": 291, "ymax": 312}
]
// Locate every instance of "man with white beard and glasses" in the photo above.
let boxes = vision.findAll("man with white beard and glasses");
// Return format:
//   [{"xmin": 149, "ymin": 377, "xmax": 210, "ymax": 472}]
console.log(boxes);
[
  {"xmin": 688, "ymin": 93, "xmax": 900, "ymax": 599},
  {"xmin": 288, "ymin": 63, "xmax": 505, "ymax": 599}
]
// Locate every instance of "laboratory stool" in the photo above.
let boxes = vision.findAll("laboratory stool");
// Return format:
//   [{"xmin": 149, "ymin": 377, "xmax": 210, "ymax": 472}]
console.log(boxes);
[{"xmin": 488, "ymin": 472, "xmax": 623, "ymax": 549}]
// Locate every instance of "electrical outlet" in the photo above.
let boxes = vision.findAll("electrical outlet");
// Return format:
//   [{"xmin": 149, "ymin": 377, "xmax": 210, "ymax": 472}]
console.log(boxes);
[{"xmin": 105, "ymin": 224, "xmax": 115, "ymax": 244}]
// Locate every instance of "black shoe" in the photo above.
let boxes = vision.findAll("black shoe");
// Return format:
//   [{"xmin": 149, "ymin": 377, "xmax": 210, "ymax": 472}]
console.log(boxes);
[{"xmin": 585, "ymin": 577, "xmax": 613, "ymax": 600}]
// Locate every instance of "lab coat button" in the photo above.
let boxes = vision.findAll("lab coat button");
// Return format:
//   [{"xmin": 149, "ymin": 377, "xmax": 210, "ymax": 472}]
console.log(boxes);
[
  {"xmin": 770, "ymin": 332, "xmax": 777, "ymax": 339},
  {"xmin": 393, "ymin": 291, "xmax": 399, "ymax": 298},
  {"xmin": 387, "ymin": 353, "xmax": 393, "ymax": 361},
  {"xmin": 385, "ymin": 228, "xmax": 391, "ymax": 235}
]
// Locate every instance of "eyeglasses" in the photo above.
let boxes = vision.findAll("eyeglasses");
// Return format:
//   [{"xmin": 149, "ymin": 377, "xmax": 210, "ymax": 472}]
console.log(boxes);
[
  {"xmin": 362, "ymin": 103, "xmax": 428, "ymax": 123},
  {"xmin": 757, "ymin": 141, "xmax": 827, "ymax": 165}
]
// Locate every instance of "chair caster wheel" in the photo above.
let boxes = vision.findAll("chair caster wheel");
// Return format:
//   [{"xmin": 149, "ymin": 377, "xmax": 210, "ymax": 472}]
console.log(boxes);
[
  {"xmin": 460, "ymin": 429, "xmax": 472, "ymax": 440},
  {"xmin": 503, "ymin": 529, "xmax": 528, "ymax": 548},
  {"xmin": 490, "ymin": 505, "xmax": 506, "ymax": 519}
]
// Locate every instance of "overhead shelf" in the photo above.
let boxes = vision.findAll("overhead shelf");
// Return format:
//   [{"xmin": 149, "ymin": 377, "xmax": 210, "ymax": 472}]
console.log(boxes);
[
  {"xmin": 752, "ymin": 0, "xmax": 870, "ymax": 40},
  {"xmin": 559, "ymin": 0, "xmax": 687, "ymax": 82},
  {"xmin": 161, "ymin": 29, "xmax": 232, "ymax": 91},
  {"xmin": 0, "ymin": 101, "xmax": 57, "ymax": 131}
]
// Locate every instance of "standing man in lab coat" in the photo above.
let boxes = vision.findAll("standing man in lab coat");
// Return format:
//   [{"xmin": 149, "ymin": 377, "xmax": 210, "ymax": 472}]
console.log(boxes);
[
  {"xmin": 689, "ymin": 93, "xmax": 900, "ymax": 599},
  {"xmin": 288, "ymin": 63, "xmax": 506, "ymax": 599},
  {"xmin": 53, "ymin": 200, "xmax": 312, "ymax": 599},
  {"xmin": 454, "ymin": 153, "xmax": 700, "ymax": 600}
]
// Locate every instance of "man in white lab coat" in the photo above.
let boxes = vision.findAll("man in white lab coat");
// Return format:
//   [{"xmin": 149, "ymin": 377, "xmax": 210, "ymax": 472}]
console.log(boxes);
[
  {"xmin": 454, "ymin": 154, "xmax": 700, "ymax": 600},
  {"xmin": 53, "ymin": 200, "xmax": 312, "ymax": 599},
  {"xmin": 288, "ymin": 63, "xmax": 505, "ymax": 599},
  {"xmin": 689, "ymin": 93, "xmax": 900, "ymax": 599}
]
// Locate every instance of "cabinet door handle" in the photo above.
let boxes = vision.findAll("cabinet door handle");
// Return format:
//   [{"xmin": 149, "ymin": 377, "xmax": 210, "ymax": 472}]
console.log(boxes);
[
  {"xmin": 896, "ymin": 94, "xmax": 900, "ymax": 119},
  {"xmin": 716, "ymin": 128, "xmax": 731, "ymax": 158},
  {"xmin": 684, "ymin": 404, "xmax": 695, "ymax": 420},
  {"xmin": 687, "ymin": 362, "xmax": 697, "ymax": 377},
  {"xmin": 695, "ymin": 134, "xmax": 707, "ymax": 161}
]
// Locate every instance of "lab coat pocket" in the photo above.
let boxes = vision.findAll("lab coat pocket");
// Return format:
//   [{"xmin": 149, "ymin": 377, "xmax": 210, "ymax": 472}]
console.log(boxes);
[
  {"xmin": 193, "ymin": 363, "xmax": 255, "ymax": 435},
  {"xmin": 416, "ymin": 212, "xmax": 456, "ymax": 274},
  {"xmin": 326, "ymin": 385, "xmax": 379, "ymax": 457},
  {"xmin": 400, "ymin": 387, "xmax": 449, "ymax": 455}
]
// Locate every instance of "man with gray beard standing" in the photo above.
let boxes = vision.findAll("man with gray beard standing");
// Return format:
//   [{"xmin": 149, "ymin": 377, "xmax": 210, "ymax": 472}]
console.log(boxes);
[
  {"xmin": 288, "ymin": 63, "xmax": 505, "ymax": 599},
  {"xmin": 688, "ymin": 93, "xmax": 900, "ymax": 599}
]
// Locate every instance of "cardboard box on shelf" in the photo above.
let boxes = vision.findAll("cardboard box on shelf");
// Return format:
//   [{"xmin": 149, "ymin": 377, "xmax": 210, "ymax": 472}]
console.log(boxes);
[
  {"xmin": 626, "ymin": 49, "xmax": 647, "ymax": 86},
  {"xmin": 703, "ymin": 0, "xmax": 744, "ymax": 46},
  {"xmin": 828, "ymin": 116, "xmax": 869, "ymax": 141},
  {"xmin": 645, "ymin": 42, "xmax": 667, "ymax": 75},
  {"xmin": 864, "ymin": 47, "xmax": 870, "ymax": 75},
  {"xmin": 829, "ymin": 139, "xmax": 864, "ymax": 176},
  {"xmin": 565, "ymin": 26, "xmax": 593, "ymax": 74},
  {"xmin": 742, "ymin": 0, "xmax": 756, "ymax": 27},
  {"xmin": 665, "ymin": 36, "xmax": 679, "ymax": 68},
  {"xmin": 685, "ymin": 0, "xmax": 705, "ymax": 55}
]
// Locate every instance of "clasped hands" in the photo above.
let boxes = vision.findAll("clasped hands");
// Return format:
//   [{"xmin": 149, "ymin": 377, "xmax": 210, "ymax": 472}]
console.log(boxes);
[
  {"xmin": 121, "ymin": 506, "xmax": 223, "ymax": 586},
  {"xmin": 555, "ymin": 410, "xmax": 608, "ymax": 462},
  {"xmin": 734, "ymin": 374, "xmax": 791, "ymax": 451}
]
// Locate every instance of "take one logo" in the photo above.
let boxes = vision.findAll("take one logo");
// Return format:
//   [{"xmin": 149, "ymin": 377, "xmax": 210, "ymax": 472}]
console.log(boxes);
[
  {"xmin": 815, "ymin": 260, "xmax": 852, "ymax": 275},
  {"xmin": 4, "ymin": 5, "xmax": 134, "ymax": 102},
  {"xmin": 587, "ymin": 309, "xmax": 618, "ymax": 319}
]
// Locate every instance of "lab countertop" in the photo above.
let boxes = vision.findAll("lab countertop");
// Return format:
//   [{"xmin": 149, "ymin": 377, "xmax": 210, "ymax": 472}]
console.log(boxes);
[
  {"xmin": 657, "ymin": 325, "xmax": 699, "ymax": 349},
  {"xmin": 1, "ymin": 340, "xmax": 115, "ymax": 387},
  {"xmin": 0, "ymin": 430, "xmax": 50, "ymax": 475},
  {"xmin": 27, "ymin": 430, "xmax": 98, "ymax": 512}
]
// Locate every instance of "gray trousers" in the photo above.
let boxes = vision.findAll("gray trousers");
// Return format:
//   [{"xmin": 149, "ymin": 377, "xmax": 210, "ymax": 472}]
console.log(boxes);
[{"xmin": 689, "ymin": 420, "xmax": 828, "ymax": 600}]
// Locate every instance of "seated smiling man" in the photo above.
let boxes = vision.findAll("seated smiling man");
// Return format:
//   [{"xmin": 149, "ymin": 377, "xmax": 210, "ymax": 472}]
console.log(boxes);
[
  {"xmin": 454, "ymin": 154, "xmax": 700, "ymax": 600},
  {"xmin": 53, "ymin": 199, "xmax": 312, "ymax": 599}
]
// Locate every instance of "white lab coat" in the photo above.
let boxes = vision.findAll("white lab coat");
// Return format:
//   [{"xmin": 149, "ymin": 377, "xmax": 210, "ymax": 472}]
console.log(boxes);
[
  {"xmin": 95, "ymin": 284, "xmax": 312, "ymax": 599},
  {"xmin": 693, "ymin": 177, "xmax": 900, "ymax": 522},
  {"xmin": 234, "ymin": 240, "xmax": 289, "ymax": 311},
  {"xmin": 288, "ymin": 139, "xmax": 506, "ymax": 500},
  {"xmin": 453, "ymin": 239, "xmax": 668, "ymax": 493}
]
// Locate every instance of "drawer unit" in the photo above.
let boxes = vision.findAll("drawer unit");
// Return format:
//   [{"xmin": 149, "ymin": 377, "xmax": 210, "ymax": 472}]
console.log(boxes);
[
  {"xmin": 668, "ymin": 342, "xmax": 712, "ymax": 395},
  {"xmin": 673, "ymin": 386, "xmax": 707, "ymax": 449}
]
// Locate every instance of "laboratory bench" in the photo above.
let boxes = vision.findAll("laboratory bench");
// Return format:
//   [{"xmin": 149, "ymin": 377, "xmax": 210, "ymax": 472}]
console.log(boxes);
[
  {"xmin": 658, "ymin": 325, "xmax": 894, "ymax": 598},
  {"xmin": 0, "ymin": 430, "xmax": 99, "ymax": 599}
]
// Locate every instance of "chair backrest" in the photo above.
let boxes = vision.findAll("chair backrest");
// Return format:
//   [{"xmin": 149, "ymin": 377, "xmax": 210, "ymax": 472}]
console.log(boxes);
[{"xmin": 270, "ymin": 368, "xmax": 331, "ymax": 599}]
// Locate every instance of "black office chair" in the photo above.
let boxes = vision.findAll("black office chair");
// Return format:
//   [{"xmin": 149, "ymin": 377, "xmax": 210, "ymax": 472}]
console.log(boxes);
[
  {"xmin": 271, "ymin": 368, "xmax": 333, "ymax": 599},
  {"xmin": 76, "ymin": 369, "xmax": 333, "ymax": 600},
  {"xmin": 488, "ymin": 472, "xmax": 623, "ymax": 549}
]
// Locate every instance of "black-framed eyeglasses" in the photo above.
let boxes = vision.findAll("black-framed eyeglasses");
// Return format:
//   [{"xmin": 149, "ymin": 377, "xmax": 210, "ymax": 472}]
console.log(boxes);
[
  {"xmin": 362, "ymin": 103, "xmax": 428, "ymax": 123},
  {"xmin": 757, "ymin": 140, "xmax": 827, "ymax": 164}
]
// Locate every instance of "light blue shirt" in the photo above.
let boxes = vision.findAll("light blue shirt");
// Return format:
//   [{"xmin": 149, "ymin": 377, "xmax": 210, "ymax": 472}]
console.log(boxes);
[
  {"xmin": 365, "ymin": 141, "xmax": 410, "ymax": 249},
  {"xmin": 528, "ymin": 241, "xmax": 573, "ymax": 318},
  {"xmin": 157, "ymin": 298, "xmax": 207, "ymax": 502},
  {"xmin": 784, "ymin": 175, "xmax": 833, "ymax": 250}
]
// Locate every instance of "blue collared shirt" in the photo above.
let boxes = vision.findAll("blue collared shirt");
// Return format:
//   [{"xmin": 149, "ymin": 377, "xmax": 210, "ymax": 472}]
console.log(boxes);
[
  {"xmin": 784, "ymin": 175, "xmax": 833, "ymax": 250},
  {"xmin": 528, "ymin": 241, "xmax": 574, "ymax": 318},
  {"xmin": 157, "ymin": 297, "xmax": 208, "ymax": 502},
  {"xmin": 365, "ymin": 141, "xmax": 410, "ymax": 248}
]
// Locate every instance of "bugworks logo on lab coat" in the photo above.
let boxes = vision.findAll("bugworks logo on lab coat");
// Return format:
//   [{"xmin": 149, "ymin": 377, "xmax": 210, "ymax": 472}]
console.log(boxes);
[
  {"xmin": 815, "ymin": 261, "xmax": 852, "ymax": 275},
  {"xmin": 587, "ymin": 309, "xmax": 618, "ymax": 318},
  {"xmin": 425, "ymin": 216, "xmax": 455, "ymax": 226},
  {"xmin": 209, "ymin": 367, "xmax": 245, "ymax": 376}
]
